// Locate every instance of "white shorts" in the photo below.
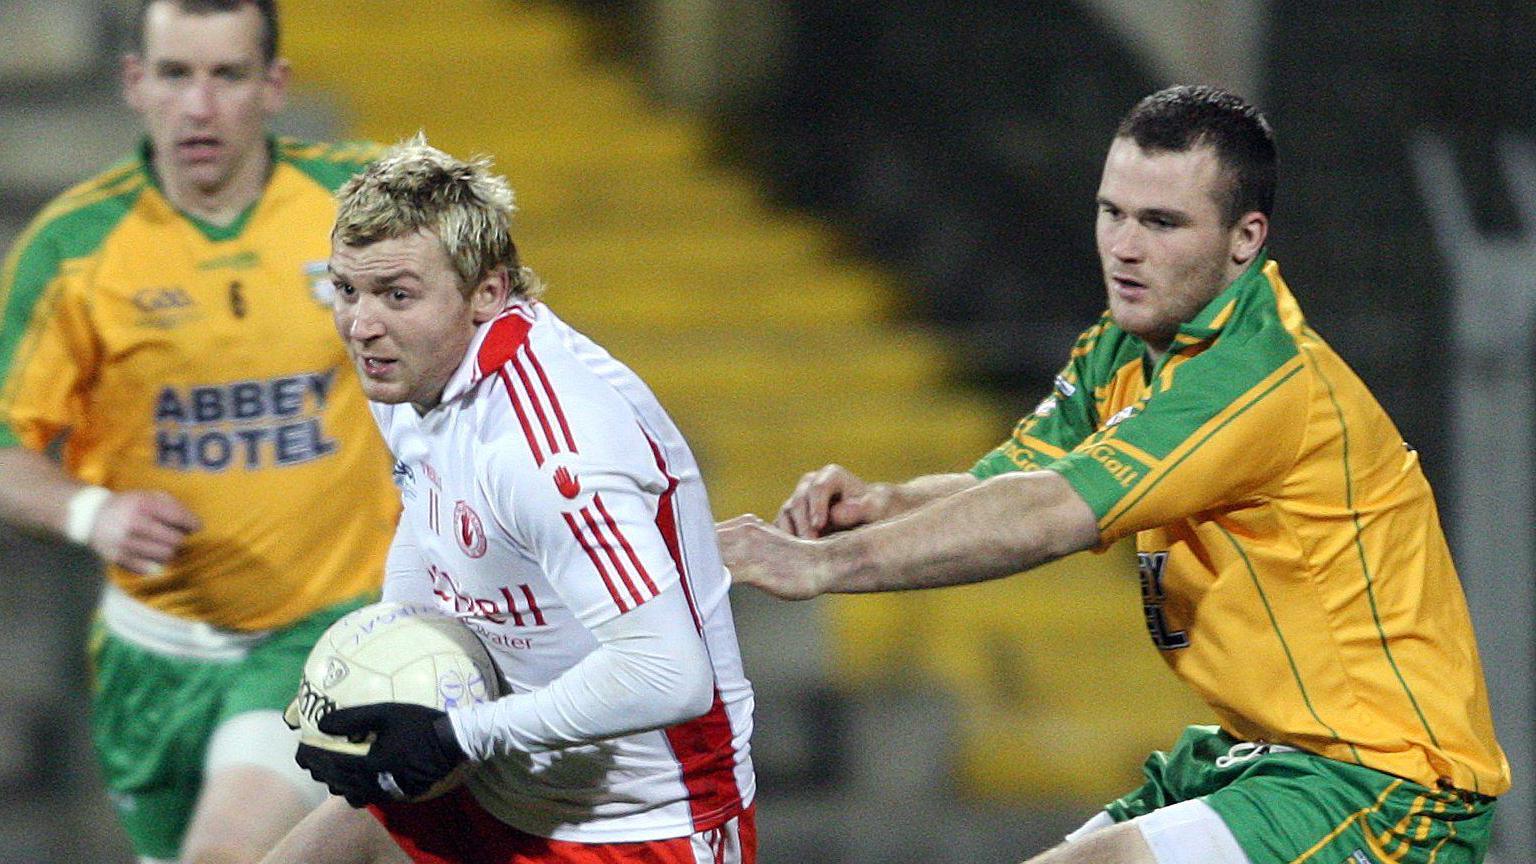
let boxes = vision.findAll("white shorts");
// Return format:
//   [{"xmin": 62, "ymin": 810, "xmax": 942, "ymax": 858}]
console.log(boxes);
[
  {"xmin": 1065, "ymin": 799, "xmax": 1253, "ymax": 864},
  {"xmin": 205, "ymin": 709, "xmax": 329, "ymax": 808}
]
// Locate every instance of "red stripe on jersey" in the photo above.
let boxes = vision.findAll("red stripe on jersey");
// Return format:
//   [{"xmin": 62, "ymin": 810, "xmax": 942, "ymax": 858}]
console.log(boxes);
[
  {"xmin": 525, "ymin": 345, "xmax": 578, "ymax": 452},
  {"xmin": 518, "ymin": 583, "xmax": 547, "ymax": 626},
  {"xmin": 561, "ymin": 511, "xmax": 627, "ymax": 613},
  {"xmin": 594, "ymin": 493, "xmax": 661, "ymax": 597},
  {"xmin": 647, "ymin": 436, "xmax": 703, "ymax": 633},
  {"xmin": 511, "ymin": 351, "xmax": 560, "ymax": 458},
  {"xmin": 663, "ymin": 694, "xmax": 744, "ymax": 832},
  {"xmin": 497, "ymin": 587, "xmax": 526, "ymax": 627},
  {"xmin": 644, "ymin": 434, "xmax": 741, "ymax": 827},
  {"xmin": 497, "ymin": 368, "xmax": 544, "ymax": 466},
  {"xmin": 580, "ymin": 505, "xmax": 646, "ymax": 607},
  {"xmin": 475, "ymin": 310, "xmax": 533, "ymax": 376}
]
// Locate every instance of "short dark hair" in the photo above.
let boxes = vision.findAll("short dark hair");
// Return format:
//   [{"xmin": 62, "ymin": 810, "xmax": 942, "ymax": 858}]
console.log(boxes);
[
  {"xmin": 134, "ymin": 0, "xmax": 280, "ymax": 65},
  {"xmin": 1116, "ymin": 84, "xmax": 1276, "ymax": 226}
]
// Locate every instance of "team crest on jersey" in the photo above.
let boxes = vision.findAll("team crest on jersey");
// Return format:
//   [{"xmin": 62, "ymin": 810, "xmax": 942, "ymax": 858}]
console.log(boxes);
[
  {"xmin": 304, "ymin": 261, "xmax": 334, "ymax": 306},
  {"xmin": 454, "ymin": 500, "xmax": 488, "ymax": 558},
  {"xmin": 542, "ymin": 455, "xmax": 591, "ymax": 505}
]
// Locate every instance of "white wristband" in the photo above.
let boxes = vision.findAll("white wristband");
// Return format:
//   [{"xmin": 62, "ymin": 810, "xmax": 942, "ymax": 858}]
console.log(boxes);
[{"xmin": 64, "ymin": 485, "xmax": 112, "ymax": 545}]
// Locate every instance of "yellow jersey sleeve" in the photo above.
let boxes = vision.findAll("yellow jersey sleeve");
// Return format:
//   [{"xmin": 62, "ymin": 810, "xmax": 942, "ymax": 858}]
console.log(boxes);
[{"xmin": 1, "ymin": 166, "xmax": 138, "ymax": 450}]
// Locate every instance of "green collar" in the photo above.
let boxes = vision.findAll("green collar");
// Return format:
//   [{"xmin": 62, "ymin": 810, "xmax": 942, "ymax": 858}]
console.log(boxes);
[
  {"xmin": 137, "ymin": 136, "xmax": 277, "ymax": 241},
  {"xmin": 1166, "ymin": 249, "xmax": 1270, "ymax": 351}
]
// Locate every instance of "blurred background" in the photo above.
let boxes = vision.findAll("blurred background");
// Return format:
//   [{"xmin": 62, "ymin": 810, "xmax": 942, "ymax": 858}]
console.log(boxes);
[{"xmin": 1, "ymin": 0, "xmax": 1532, "ymax": 861}]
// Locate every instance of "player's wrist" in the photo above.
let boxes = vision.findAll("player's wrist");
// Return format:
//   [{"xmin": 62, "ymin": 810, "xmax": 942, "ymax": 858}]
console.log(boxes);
[
  {"xmin": 849, "ymin": 482, "xmax": 880, "ymax": 520},
  {"xmin": 63, "ymin": 485, "xmax": 112, "ymax": 545},
  {"xmin": 818, "ymin": 532, "xmax": 864, "ymax": 595}
]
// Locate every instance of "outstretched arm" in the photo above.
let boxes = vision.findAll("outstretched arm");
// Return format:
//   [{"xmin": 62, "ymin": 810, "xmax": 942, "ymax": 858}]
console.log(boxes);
[
  {"xmin": 774, "ymin": 463, "xmax": 980, "ymax": 538},
  {"xmin": 723, "ymin": 469, "xmax": 1098, "ymax": 599},
  {"xmin": 0, "ymin": 447, "xmax": 77, "ymax": 535}
]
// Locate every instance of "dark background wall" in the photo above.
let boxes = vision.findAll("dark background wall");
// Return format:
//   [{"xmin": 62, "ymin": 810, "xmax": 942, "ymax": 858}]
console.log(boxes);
[{"xmin": 2, "ymin": 1, "xmax": 1532, "ymax": 861}]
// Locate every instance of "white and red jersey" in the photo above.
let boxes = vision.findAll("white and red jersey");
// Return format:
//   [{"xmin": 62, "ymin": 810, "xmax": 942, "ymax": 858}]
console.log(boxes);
[{"xmin": 370, "ymin": 300, "xmax": 755, "ymax": 843}]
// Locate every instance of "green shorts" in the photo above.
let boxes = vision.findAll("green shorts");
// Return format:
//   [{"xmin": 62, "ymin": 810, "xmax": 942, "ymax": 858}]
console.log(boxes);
[
  {"xmin": 87, "ymin": 597, "xmax": 367, "ymax": 860},
  {"xmin": 1105, "ymin": 726, "xmax": 1496, "ymax": 864}
]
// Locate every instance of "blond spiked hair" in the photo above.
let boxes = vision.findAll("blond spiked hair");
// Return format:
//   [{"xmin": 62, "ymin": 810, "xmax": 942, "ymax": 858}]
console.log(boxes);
[{"xmin": 334, "ymin": 133, "xmax": 543, "ymax": 299}]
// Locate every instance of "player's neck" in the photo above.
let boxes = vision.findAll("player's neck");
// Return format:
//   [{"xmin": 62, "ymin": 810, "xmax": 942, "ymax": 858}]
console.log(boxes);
[{"xmin": 158, "ymin": 155, "xmax": 270, "ymax": 228}]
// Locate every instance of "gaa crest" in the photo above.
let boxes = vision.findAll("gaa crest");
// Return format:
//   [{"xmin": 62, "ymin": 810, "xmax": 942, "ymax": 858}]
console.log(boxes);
[
  {"xmin": 303, "ymin": 261, "xmax": 334, "ymax": 306},
  {"xmin": 454, "ymin": 500, "xmax": 488, "ymax": 558}
]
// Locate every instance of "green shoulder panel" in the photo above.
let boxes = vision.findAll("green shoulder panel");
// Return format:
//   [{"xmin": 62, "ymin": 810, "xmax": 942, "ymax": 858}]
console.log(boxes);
[
  {"xmin": 276, "ymin": 137, "xmax": 386, "ymax": 192},
  {"xmin": 0, "ymin": 163, "xmax": 147, "ymax": 445},
  {"xmin": 1071, "ymin": 313, "xmax": 1146, "ymax": 389},
  {"xmin": 1104, "ymin": 282, "xmax": 1299, "ymax": 465},
  {"xmin": 1049, "ymin": 269, "xmax": 1303, "ymax": 520},
  {"xmin": 0, "ymin": 165, "xmax": 147, "ymax": 365},
  {"xmin": 971, "ymin": 312, "xmax": 1135, "ymax": 479}
]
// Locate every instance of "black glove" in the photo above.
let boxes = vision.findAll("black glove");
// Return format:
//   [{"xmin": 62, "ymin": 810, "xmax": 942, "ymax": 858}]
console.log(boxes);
[{"xmin": 295, "ymin": 702, "xmax": 468, "ymax": 807}]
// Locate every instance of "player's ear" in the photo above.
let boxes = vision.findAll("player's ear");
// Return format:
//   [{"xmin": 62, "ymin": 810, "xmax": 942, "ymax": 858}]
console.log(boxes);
[
  {"xmin": 468, "ymin": 268, "xmax": 510, "ymax": 324},
  {"xmin": 121, "ymin": 53, "xmax": 146, "ymax": 112},
  {"xmin": 1230, "ymin": 210, "xmax": 1268, "ymax": 266},
  {"xmin": 261, "ymin": 57, "xmax": 291, "ymax": 116}
]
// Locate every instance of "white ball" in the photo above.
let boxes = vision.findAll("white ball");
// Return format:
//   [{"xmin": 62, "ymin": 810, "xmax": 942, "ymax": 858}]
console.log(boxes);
[{"xmin": 286, "ymin": 601, "xmax": 502, "ymax": 797}]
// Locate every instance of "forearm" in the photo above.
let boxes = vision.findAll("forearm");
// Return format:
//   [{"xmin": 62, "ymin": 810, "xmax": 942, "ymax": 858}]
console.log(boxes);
[
  {"xmin": 871, "ymin": 471, "xmax": 981, "ymax": 521},
  {"xmin": 0, "ymin": 446, "xmax": 91, "ymax": 540},
  {"xmin": 448, "ymin": 586, "xmax": 713, "ymax": 759},
  {"xmin": 823, "ymin": 470, "xmax": 1099, "ymax": 593}
]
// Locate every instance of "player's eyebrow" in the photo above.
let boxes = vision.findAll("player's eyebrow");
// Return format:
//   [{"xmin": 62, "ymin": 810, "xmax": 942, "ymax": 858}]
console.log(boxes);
[
  {"xmin": 329, "ymin": 265, "xmax": 423, "ymax": 285},
  {"xmin": 1138, "ymin": 206, "xmax": 1190, "ymax": 224},
  {"xmin": 1097, "ymin": 195, "xmax": 1190, "ymax": 222}
]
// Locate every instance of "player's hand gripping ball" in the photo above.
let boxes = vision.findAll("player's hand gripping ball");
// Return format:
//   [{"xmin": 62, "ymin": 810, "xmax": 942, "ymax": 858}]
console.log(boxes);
[{"xmin": 284, "ymin": 601, "xmax": 502, "ymax": 805}]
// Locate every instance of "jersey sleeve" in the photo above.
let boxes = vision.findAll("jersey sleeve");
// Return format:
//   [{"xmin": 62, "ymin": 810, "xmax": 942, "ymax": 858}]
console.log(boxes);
[
  {"xmin": 449, "ymin": 581, "xmax": 713, "ymax": 756},
  {"xmin": 482, "ymin": 403, "xmax": 681, "ymax": 632},
  {"xmin": 971, "ymin": 349, "xmax": 1099, "ymax": 479},
  {"xmin": 382, "ymin": 518, "xmax": 434, "ymax": 606},
  {"xmin": 1050, "ymin": 341, "xmax": 1309, "ymax": 542},
  {"xmin": 0, "ymin": 220, "xmax": 100, "ymax": 450}
]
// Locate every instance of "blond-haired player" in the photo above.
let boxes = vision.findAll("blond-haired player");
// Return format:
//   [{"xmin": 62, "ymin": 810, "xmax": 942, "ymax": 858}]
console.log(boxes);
[{"xmin": 266, "ymin": 136, "xmax": 756, "ymax": 864}]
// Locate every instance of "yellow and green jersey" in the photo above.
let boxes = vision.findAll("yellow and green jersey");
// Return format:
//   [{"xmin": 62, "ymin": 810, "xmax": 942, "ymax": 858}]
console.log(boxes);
[
  {"xmin": 0, "ymin": 138, "xmax": 397, "ymax": 631},
  {"xmin": 972, "ymin": 254, "xmax": 1509, "ymax": 797}
]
